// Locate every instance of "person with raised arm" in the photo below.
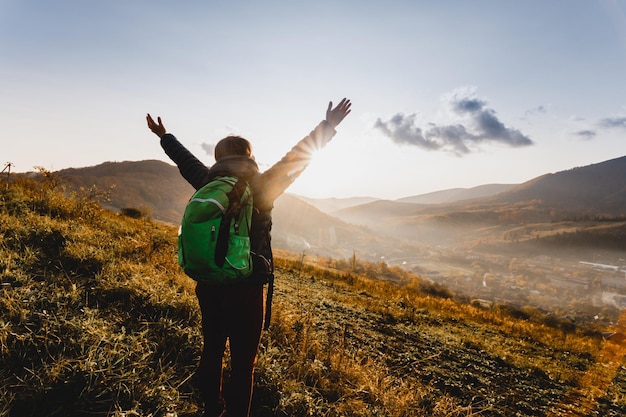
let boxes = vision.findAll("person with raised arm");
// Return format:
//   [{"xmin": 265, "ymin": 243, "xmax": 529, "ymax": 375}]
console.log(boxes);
[{"xmin": 146, "ymin": 98, "xmax": 351, "ymax": 417}]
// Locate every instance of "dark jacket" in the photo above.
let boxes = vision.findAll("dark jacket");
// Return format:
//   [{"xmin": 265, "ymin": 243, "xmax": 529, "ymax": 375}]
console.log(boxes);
[{"xmin": 161, "ymin": 120, "xmax": 337, "ymax": 285}]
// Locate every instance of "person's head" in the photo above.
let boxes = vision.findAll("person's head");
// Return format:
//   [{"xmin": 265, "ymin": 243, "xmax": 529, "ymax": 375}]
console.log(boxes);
[{"xmin": 214, "ymin": 135, "xmax": 253, "ymax": 161}]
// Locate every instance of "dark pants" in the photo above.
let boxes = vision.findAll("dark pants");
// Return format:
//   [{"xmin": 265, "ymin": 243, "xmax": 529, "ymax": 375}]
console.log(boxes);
[{"xmin": 195, "ymin": 283, "xmax": 264, "ymax": 417}]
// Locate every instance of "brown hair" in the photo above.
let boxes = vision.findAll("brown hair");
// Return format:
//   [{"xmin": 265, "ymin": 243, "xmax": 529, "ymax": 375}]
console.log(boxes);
[{"xmin": 214, "ymin": 136, "xmax": 253, "ymax": 160}]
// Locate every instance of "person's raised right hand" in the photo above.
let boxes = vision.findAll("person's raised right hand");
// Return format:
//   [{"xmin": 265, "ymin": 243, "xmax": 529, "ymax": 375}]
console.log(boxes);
[{"xmin": 325, "ymin": 98, "xmax": 352, "ymax": 129}]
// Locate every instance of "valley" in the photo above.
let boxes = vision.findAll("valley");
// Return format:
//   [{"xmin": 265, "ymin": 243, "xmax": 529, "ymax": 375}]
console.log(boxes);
[
  {"xmin": 275, "ymin": 213, "xmax": 626, "ymax": 329},
  {"xmin": 397, "ymin": 241, "xmax": 626, "ymax": 325}
]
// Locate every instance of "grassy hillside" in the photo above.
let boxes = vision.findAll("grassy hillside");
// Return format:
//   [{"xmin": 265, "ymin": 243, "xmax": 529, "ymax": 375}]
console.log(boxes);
[
  {"xmin": 57, "ymin": 160, "xmax": 195, "ymax": 224},
  {"xmin": 1, "ymin": 175, "xmax": 626, "ymax": 416}
]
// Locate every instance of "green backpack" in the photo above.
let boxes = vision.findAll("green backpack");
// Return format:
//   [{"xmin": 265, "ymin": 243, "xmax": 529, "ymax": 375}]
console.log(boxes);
[{"xmin": 178, "ymin": 176, "xmax": 253, "ymax": 283}]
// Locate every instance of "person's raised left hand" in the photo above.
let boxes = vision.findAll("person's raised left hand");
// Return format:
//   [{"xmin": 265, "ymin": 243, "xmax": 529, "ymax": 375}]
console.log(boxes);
[
  {"xmin": 325, "ymin": 98, "xmax": 352, "ymax": 129},
  {"xmin": 146, "ymin": 114, "xmax": 167, "ymax": 138}
]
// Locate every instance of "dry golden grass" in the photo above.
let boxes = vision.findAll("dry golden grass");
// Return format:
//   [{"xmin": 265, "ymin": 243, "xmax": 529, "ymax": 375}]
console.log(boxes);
[{"xmin": 1, "ymin": 174, "xmax": 625, "ymax": 416}]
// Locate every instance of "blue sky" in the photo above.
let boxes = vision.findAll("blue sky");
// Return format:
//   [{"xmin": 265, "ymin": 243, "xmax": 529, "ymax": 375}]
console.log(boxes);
[{"xmin": 2, "ymin": 0, "xmax": 626, "ymax": 199}]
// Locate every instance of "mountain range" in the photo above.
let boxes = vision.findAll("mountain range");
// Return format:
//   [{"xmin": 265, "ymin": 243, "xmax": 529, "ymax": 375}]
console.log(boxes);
[{"xmin": 49, "ymin": 155, "xmax": 626, "ymax": 261}]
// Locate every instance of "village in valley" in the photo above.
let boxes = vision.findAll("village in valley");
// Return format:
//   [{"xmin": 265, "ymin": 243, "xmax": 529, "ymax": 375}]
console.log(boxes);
[
  {"xmin": 397, "ymin": 247, "xmax": 626, "ymax": 326},
  {"xmin": 280, "ymin": 225, "xmax": 626, "ymax": 328}
]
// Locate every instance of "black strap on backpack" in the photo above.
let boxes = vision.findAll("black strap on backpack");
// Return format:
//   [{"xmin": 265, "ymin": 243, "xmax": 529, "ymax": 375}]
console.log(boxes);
[{"xmin": 214, "ymin": 177, "xmax": 248, "ymax": 267}]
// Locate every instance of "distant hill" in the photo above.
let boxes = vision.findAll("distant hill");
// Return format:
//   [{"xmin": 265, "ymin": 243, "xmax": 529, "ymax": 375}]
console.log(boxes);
[
  {"xmin": 487, "ymin": 155, "xmax": 626, "ymax": 215},
  {"xmin": 329, "ymin": 199, "xmax": 428, "ymax": 228},
  {"xmin": 294, "ymin": 195, "xmax": 378, "ymax": 213},
  {"xmin": 396, "ymin": 183, "xmax": 516, "ymax": 205},
  {"xmin": 332, "ymin": 155, "xmax": 626, "ymax": 249},
  {"xmin": 57, "ymin": 160, "xmax": 194, "ymax": 224},
  {"xmin": 296, "ymin": 184, "xmax": 515, "ymax": 214},
  {"xmin": 273, "ymin": 193, "xmax": 415, "ymax": 260},
  {"xmin": 336, "ymin": 155, "xmax": 626, "ymax": 223}
]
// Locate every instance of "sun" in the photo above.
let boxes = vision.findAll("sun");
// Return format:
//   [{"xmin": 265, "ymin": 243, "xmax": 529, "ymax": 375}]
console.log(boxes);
[{"xmin": 287, "ymin": 147, "xmax": 355, "ymax": 199}]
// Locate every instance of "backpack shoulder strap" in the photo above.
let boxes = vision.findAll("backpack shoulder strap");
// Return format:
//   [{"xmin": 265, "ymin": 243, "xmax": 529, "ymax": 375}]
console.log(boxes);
[
  {"xmin": 215, "ymin": 177, "xmax": 250, "ymax": 267},
  {"xmin": 225, "ymin": 177, "xmax": 249, "ymax": 215}
]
